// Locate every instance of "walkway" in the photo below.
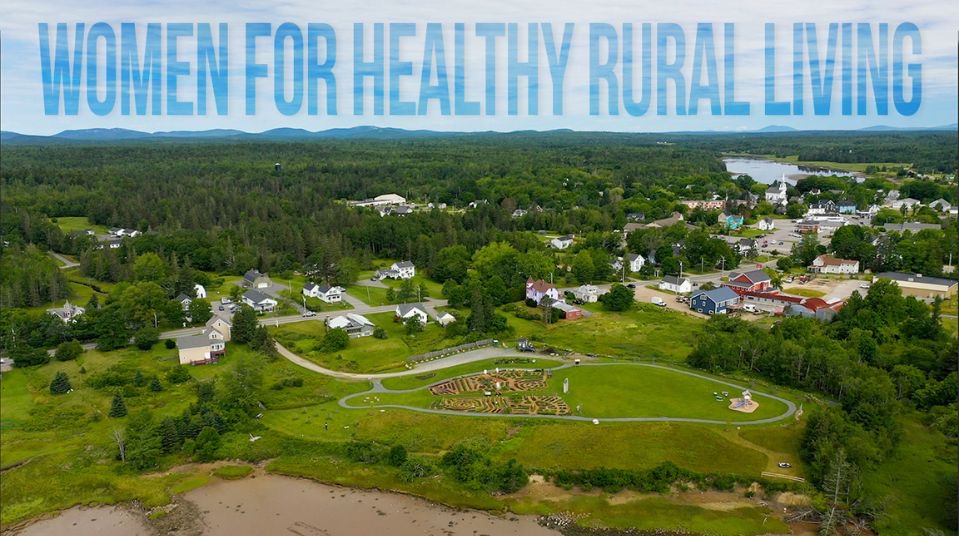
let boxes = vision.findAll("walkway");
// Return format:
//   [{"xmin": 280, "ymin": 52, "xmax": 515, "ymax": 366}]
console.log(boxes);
[{"xmin": 335, "ymin": 362, "xmax": 797, "ymax": 425}]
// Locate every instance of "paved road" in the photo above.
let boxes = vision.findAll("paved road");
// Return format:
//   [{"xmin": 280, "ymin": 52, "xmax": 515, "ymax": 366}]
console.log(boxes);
[
  {"xmin": 48, "ymin": 251, "xmax": 79, "ymax": 269},
  {"xmin": 335, "ymin": 361, "xmax": 798, "ymax": 426}
]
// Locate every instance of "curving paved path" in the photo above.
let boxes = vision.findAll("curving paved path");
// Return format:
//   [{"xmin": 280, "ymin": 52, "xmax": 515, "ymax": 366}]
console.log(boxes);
[{"xmin": 274, "ymin": 341, "xmax": 797, "ymax": 425}]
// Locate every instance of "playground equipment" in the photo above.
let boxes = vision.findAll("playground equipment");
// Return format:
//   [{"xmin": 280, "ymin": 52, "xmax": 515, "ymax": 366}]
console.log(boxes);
[{"xmin": 728, "ymin": 389, "xmax": 759, "ymax": 414}]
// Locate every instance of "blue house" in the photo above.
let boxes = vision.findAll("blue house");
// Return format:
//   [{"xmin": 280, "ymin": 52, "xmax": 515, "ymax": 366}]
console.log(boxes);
[
  {"xmin": 690, "ymin": 287, "xmax": 741, "ymax": 315},
  {"xmin": 718, "ymin": 212, "xmax": 744, "ymax": 230},
  {"xmin": 837, "ymin": 200, "xmax": 857, "ymax": 214}
]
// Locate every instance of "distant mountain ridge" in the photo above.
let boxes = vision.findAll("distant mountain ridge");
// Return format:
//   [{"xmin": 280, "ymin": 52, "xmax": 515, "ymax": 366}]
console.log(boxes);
[{"xmin": 1, "ymin": 124, "xmax": 955, "ymax": 143}]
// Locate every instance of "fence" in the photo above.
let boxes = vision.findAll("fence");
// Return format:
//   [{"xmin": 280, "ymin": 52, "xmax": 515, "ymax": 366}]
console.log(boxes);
[{"xmin": 406, "ymin": 339, "xmax": 496, "ymax": 364}]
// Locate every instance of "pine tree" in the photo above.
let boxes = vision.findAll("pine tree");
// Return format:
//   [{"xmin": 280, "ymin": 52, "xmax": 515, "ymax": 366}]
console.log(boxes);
[
  {"xmin": 109, "ymin": 393, "xmax": 128, "ymax": 418},
  {"xmin": 149, "ymin": 377, "xmax": 163, "ymax": 392},
  {"xmin": 49, "ymin": 371, "xmax": 72, "ymax": 395},
  {"xmin": 133, "ymin": 370, "xmax": 146, "ymax": 387},
  {"xmin": 160, "ymin": 417, "xmax": 180, "ymax": 453}
]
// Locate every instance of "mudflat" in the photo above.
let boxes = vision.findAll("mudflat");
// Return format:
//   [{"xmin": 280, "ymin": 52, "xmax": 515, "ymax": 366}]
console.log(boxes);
[{"xmin": 12, "ymin": 474, "xmax": 558, "ymax": 536}]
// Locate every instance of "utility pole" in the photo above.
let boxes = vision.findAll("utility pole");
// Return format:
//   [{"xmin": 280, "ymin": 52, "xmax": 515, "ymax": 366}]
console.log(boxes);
[
  {"xmin": 679, "ymin": 261, "xmax": 683, "ymax": 280},
  {"xmin": 720, "ymin": 256, "xmax": 726, "ymax": 274}
]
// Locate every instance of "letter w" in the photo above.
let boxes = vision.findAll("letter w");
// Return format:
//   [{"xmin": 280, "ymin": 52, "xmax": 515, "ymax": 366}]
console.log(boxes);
[{"xmin": 39, "ymin": 23, "xmax": 85, "ymax": 115}]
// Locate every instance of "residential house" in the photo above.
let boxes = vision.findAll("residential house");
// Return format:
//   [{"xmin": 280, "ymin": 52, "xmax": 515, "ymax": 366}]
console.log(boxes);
[
  {"xmin": 46, "ymin": 300, "xmax": 85, "ymax": 323},
  {"xmin": 378, "ymin": 205, "xmax": 414, "ymax": 217},
  {"xmin": 890, "ymin": 198, "xmax": 921, "ymax": 210},
  {"xmin": 690, "ymin": 287, "xmax": 740, "ymax": 315},
  {"xmin": 765, "ymin": 181, "xmax": 788, "ymax": 205},
  {"xmin": 375, "ymin": 261, "xmax": 416, "ymax": 280},
  {"xmin": 175, "ymin": 293, "xmax": 193, "ymax": 311},
  {"xmin": 549, "ymin": 235, "xmax": 574, "ymax": 250},
  {"xmin": 241, "ymin": 289, "xmax": 278, "ymax": 312},
  {"xmin": 511, "ymin": 209, "xmax": 528, "ymax": 218},
  {"xmin": 326, "ymin": 313, "xmax": 376, "ymax": 338},
  {"xmin": 659, "ymin": 275, "xmax": 692, "ymax": 294},
  {"xmin": 625, "ymin": 212, "xmax": 645, "ymax": 222},
  {"xmin": 785, "ymin": 299, "xmax": 843, "ymax": 322},
  {"xmin": 206, "ymin": 316, "xmax": 233, "ymax": 341},
  {"xmin": 647, "ymin": 212, "xmax": 685, "ymax": 229},
  {"xmin": 526, "ymin": 278, "xmax": 560, "ymax": 304},
  {"xmin": 742, "ymin": 290, "xmax": 843, "ymax": 320},
  {"xmin": 572, "ymin": 284, "xmax": 604, "ymax": 303},
  {"xmin": 351, "ymin": 193, "xmax": 406, "ymax": 207},
  {"xmin": 97, "ymin": 236, "xmax": 122, "ymax": 249},
  {"xmin": 395, "ymin": 303, "xmax": 429, "ymax": 324},
  {"xmin": 873, "ymin": 272, "xmax": 958, "ymax": 300},
  {"xmin": 929, "ymin": 198, "xmax": 952, "ymax": 212},
  {"xmin": 623, "ymin": 223, "xmax": 644, "ymax": 234},
  {"xmin": 757, "ymin": 218, "xmax": 775, "ymax": 231},
  {"xmin": 718, "ymin": 212, "xmax": 744, "ymax": 230},
  {"xmin": 818, "ymin": 220, "xmax": 846, "ymax": 236},
  {"xmin": 243, "ymin": 269, "xmax": 272, "ymax": 289},
  {"xmin": 176, "ymin": 332, "xmax": 225, "ymax": 365},
  {"xmin": 194, "ymin": 283, "xmax": 207, "ymax": 299},
  {"xmin": 809, "ymin": 255, "xmax": 860, "ymax": 274},
  {"xmin": 303, "ymin": 283, "xmax": 345, "ymax": 303},
  {"xmin": 736, "ymin": 238, "xmax": 758, "ymax": 256},
  {"xmin": 837, "ymin": 200, "xmax": 857, "ymax": 214},
  {"xmin": 722, "ymin": 269, "xmax": 773, "ymax": 295},
  {"xmin": 807, "ymin": 201, "xmax": 838, "ymax": 215},
  {"xmin": 856, "ymin": 205, "xmax": 880, "ymax": 218},
  {"xmin": 624, "ymin": 253, "xmax": 644, "ymax": 273}
]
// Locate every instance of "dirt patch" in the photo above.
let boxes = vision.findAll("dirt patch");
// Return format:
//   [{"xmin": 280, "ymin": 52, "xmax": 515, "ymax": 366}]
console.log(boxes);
[{"xmin": 774, "ymin": 491, "xmax": 811, "ymax": 507}]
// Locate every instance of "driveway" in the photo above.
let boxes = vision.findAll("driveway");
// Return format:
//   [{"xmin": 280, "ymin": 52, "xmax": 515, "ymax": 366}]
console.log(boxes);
[
  {"xmin": 630, "ymin": 284, "xmax": 707, "ymax": 318},
  {"xmin": 49, "ymin": 251, "xmax": 79, "ymax": 269}
]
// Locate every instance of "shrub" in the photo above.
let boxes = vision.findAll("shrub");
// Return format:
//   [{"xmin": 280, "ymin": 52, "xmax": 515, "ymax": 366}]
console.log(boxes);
[
  {"xmin": 149, "ymin": 377, "xmax": 164, "ymax": 392},
  {"xmin": 49, "ymin": 371, "xmax": 72, "ymax": 394},
  {"xmin": 372, "ymin": 327, "xmax": 388, "ymax": 339},
  {"xmin": 167, "ymin": 366, "xmax": 192, "ymax": 384},
  {"xmin": 388, "ymin": 444, "xmax": 408, "ymax": 467},
  {"xmin": 165, "ymin": 339, "xmax": 176, "ymax": 349},
  {"xmin": 11, "ymin": 345, "xmax": 49, "ymax": 368},
  {"xmin": 134, "ymin": 328, "xmax": 160, "ymax": 350},
  {"xmin": 55, "ymin": 340, "xmax": 83, "ymax": 361},
  {"xmin": 321, "ymin": 328, "xmax": 349, "ymax": 352}
]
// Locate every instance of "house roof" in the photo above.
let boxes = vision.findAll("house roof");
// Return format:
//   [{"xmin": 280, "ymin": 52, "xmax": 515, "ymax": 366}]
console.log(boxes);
[
  {"xmin": 206, "ymin": 315, "xmax": 232, "ymax": 327},
  {"xmin": 177, "ymin": 334, "xmax": 215, "ymax": 349},
  {"xmin": 242, "ymin": 289, "xmax": 274, "ymax": 304},
  {"xmin": 814, "ymin": 255, "xmax": 858, "ymax": 266},
  {"xmin": 328, "ymin": 313, "xmax": 374, "ymax": 330},
  {"xmin": 304, "ymin": 282, "xmax": 319, "ymax": 292},
  {"xmin": 732, "ymin": 269, "xmax": 771, "ymax": 284},
  {"xmin": 175, "ymin": 293, "xmax": 192, "ymax": 303},
  {"xmin": 550, "ymin": 301, "xmax": 580, "ymax": 313},
  {"xmin": 693, "ymin": 287, "xmax": 740, "ymax": 303},
  {"xmin": 244, "ymin": 269, "xmax": 264, "ymax": 282},
  {"xmin": 394, "ymin": 261, "xmax": 415, "ymax": 269},
  {"xmin": 396, "ymin": 303, "xmax": 427, "ymax": 316},
  {"xmin": 626, "ymin": 253, "xmax": 643, "ymax": 262},
  {"xmin": 526, "ymin": 278, "xmax": 557, "ymax": 293},
  {"xmin": 661, "ymin": 275, "xmax": 689, "ymax": 286},
  {"xmin": 876, "ymin": 272, "xmax": 958, "ymax": 288}
]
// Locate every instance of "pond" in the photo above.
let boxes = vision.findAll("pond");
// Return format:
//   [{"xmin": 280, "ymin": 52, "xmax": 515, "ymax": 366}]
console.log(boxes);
[{"xmin": 723, "ymin": 157, "xmax": 863, "ymax": 184}]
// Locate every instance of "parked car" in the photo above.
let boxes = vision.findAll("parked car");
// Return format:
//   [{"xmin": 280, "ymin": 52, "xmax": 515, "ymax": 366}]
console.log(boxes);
[
  {"xmin": 218, "ymin": 305, "xmax": 224, "ymax": 311},
  {"xmin": 651, "ymin": 297, "xmax": 666, "ymax": 307},
  {"xmin": 859, "ymin": 283, "xmax": 870, "ymax": 289},
  {"xmin": 778, "ymin": 462, "xmax": 792, "ymax": 469},
  {"xmin": 627, "ymin": 283, "xmax": 636, "ymax": 289},
  {"xmin": 743, "ymin": 304, "xmax": 758, "ymax": 313},
  {"xmin": 302, "ymin": 311, "xmax": 317, "ymax": 317}
]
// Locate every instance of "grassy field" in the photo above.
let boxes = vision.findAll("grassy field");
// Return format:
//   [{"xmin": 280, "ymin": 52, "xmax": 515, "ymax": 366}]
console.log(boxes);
[
  {"xmin": 49, "ymin": 216, "xmax": 109, "ymax": 235},
  {"xmin": 505, "ymin": 304, "xmax": 703, "ymax": 362},
  {"xmin": 782, "ymin": 287, "xmax": 827, "ymax": 298},
  {"xmin": 380, "ymin": 356, "xmax": 563, "ymax": 390},
  {"xmin": 861, "ymin": 416, "xmax": 958, "ymax": 534},
  {"xmin": 271, "ymin": 312, "xmax": 458, "ymax": 373},
  {"xmin": 345, "ymin": 284, "xmax": 392, "ymax": 306}
]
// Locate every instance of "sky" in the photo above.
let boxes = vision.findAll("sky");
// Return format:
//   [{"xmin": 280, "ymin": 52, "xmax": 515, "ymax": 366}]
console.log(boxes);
[{"xmin": 1, "ymin": 0, "xmax": 956, "ymax": 134}]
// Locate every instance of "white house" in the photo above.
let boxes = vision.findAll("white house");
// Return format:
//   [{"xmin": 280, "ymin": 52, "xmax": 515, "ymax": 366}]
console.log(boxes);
[
  {"xmin": 549, "ymin": 235, "xmax": 574, "ymax": 250},
  {"xmin": 930, "ymin": 198, "xmax": 952, "ymax": 213},
  {"xmin": 625, "ymin": 253, "xmax": 645, "ymax": 273},
  {"xmin": 194, "ymin": 283, "xmax": 207, "ymax": 299},
  {"xmin": 659, "ymin": 275, "xmax": 692, "ymax": 294},
  {"xmin": 809, "ymin": 255, "xmax": 860, "ymax": 275},
  {"xmin": 242, "ymin": 289, "xmax": 278, "ymax": 312},
  {"xmin": 352, "ymin": 193, "xmax": 407, "ymax": 207},
  {"xmin": 175, "ymin": 293, "xmax": 193, "ymax": 311},
  {"xmin": 327, "ymin": 313, "xmax": 375, "ymax": 338},
  {"xmin": 376, "ymin": 261, "xmax": 416, "ymax": 280},
  {"xmin": 395, "ymin": 303, "xmax": 429, "ymax": 324},
  {"xmin": 435, "ymin": 312, "xmax": 457, "ymax": 326},
  {"xmin": 765, "ymin": 181, "xmax": 788, "ymax": 205},
  {"xmin": 47, "ymin": 300, "xmax": 85, "ymax": 323},
  {"xmin": 757, "ymin": 218, "xmax": 775, "ymax": 231},
  {"xmin": 526, "ymin": 278, "xmax": 560, "ymax": 304},
  {"xmin": 176, "ymin": 332, "xmax": 225, "ymax": 365},
  {"xmin": 572, "ymin": 284, "xmax": 604, "ymax": 303},
  {"xmin": 303, "ymin": 283, "xmax": 344, "ymax": 303}
]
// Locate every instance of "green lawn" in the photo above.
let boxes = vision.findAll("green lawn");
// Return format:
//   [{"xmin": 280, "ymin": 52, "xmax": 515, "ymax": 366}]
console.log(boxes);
[
  {"xmin": 345, "ymin": 284, "xmax": 392, "ymax": 306},
  {"xmin": 505, "ymin": 305, "xmax": 704, "ymax": 362},
  {"xmin": 380, "ymin": 357, "xmax": 562, "ymax": 390},
  {"xmin": 367, "ymin": 364, "xmax": 790, "ymax": 422},
  {"xmin": 783, "ymin": 287, "xmax": 826, "ymax": 298},
  {"xmin": 49, "ymin": 216, "xmax": 109, "ymax": 235},
  {"xmin": 271, "ymin": 312, "xmax": 459, "ymax": 373}
]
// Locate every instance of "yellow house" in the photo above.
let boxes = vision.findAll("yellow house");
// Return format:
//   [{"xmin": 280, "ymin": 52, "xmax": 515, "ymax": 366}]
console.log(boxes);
[{"xmin": 176, "ymin": 333, "xmax": 225, "ymax": 365}]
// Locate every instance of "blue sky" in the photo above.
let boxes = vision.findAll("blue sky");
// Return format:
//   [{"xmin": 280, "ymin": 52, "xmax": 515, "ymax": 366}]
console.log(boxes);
[{"xmin": 1, "ymin": 0, "xmax": 956, "ymax": 134}]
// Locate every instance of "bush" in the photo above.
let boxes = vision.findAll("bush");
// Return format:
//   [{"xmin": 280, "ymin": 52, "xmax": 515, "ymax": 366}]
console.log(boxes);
[
  {"xmin": 165, "ymin": 339, "xmax": 176, "ymax": 349},
  {"xmin": 149, "ymin": 377, "xmax": 164, "ymax": 392},
  {"xmin": 167, "ymin": 366, "xmax": 192, "ymax": 384},
  {"xmin": 600, "ymin": 284, "xmax": 635, "ymax": 311},
  {"xmin": 11, "ymin": 345, "xmax": 50, "ymax": 368},
  {"xmin": 270, "ymin": 377, "xmax": 304, "ymax": 390},
  {"xmin": 388, "ymin": 444, "xmax": 408, "ymax": 466},
  {"xmin": 372, "ymin": 327, "xmax": 388, "ymax": 339},
  {"xmin": 49, "ymin": 371, "xmax": 72, "ymax": 394},
  {"xmin": 321, "ymin": 328, "xmax": 350, "ymax": 352},
  {"xmin": 134, "ymin": 328, "xmax": 160, "ymax": 350},
  {"xmin": 55, "ymin": 340, "xmax": 83, "ymax": 361}
]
